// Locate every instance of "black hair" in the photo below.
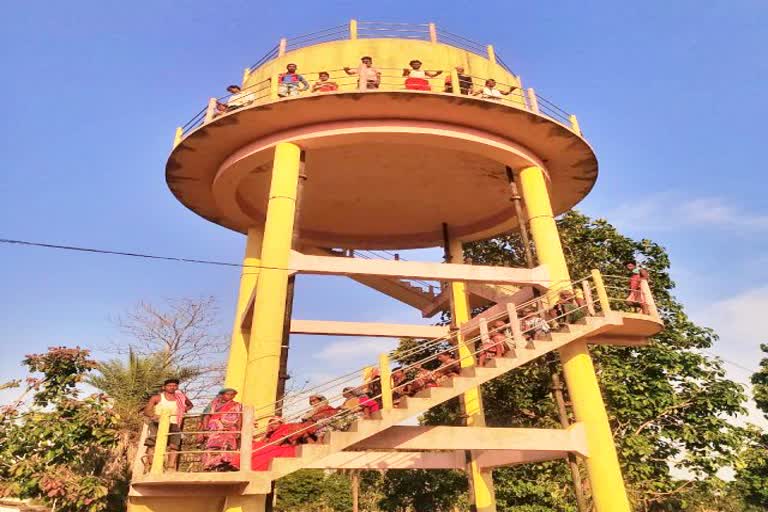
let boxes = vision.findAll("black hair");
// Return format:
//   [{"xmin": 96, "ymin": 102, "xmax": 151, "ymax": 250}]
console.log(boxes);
[
  {"xmin": 409, "ymin": 60, "xmax": 422, "ymax": 65},
  {"xmin": 286, "ymin": 63, "xmax": 297, "ymax": 67},
  {"xmin": 361, "ymin": 56, "xmax": 372, "ymax": 61},
  {"xmin": 227, "ymin": 84, "xmax": 240, "ymax": 91},
  {"xmin": 319, "ymin": 71, "xmax": 329, "ymax": 76},
  {"xmin": 163, "ymin": 378, "xmax": 180, "ymax": 385}
]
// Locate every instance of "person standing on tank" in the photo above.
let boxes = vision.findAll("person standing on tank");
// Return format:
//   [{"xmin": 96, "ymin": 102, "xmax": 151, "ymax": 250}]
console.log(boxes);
[
  {"xmin": 143, "ymin": 378, "xmax": 193, "ymax": 471},
  {"xmin": 344, "ymin": 56, "xmax": 381, "ymax": 89}
]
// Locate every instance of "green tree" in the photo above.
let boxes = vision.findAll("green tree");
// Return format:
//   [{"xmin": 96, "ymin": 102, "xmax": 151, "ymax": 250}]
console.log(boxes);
[
  {"xmin": 275, "ymin": 469, "xmax": 353, "ymax": 511},
  {"xmin": 733, "ymin": 343, "xmax": 768, "ymax": 509},
  {"xmin": 0, "ymin": 347, "xmax": 126, "ymax": 512},
  {"xmin": 386, "ymin": 211, "xmax": 747, "ymax": 511},
  {"xmin": 377, "ymin": 469, "xmax": 468, "ymax": 512}
]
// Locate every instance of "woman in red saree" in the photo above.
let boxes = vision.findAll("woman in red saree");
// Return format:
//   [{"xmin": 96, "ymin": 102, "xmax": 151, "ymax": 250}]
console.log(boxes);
[
  {"xmin": 201, "ymin": 388, "xmax": 242, "ymax": 471},
  {"xmin": 251, "ymin": 417, "xmax": 300, "ymax": 471}
]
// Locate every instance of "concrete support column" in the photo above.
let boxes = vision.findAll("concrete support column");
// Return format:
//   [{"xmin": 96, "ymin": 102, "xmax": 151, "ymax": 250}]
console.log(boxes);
[
  {"xmin": 448, "ymin": 238, "xmax": 496, "ymax": 512},
  {"xmin": 242, "ymin": 142, "xmax": 303, "ymax": 423},
  {"xmin": 225, "ymin": 228, "xmax": 264, "ymax": 393},
  {"xmin": 517, "ymin": 165, "xmax": 631, "ymax": 512}
]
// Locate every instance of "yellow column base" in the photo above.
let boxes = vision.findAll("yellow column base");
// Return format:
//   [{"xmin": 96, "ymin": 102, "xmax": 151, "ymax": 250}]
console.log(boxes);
[
  {"xmin": 128, "ymin": 496, "xmax": 236, "ymax": 512},
  {"xmin": 517, "ymin": 165, "xmax": 630, "ymax": 512},
  {"xmin": 449, "ymin": 240, "xmax": 497, "ymax": 512},
  {"xmin": 560, "ymin": 340, "xmax": 631, "ymax": 512},
  {"xmin": 223, "ymin": 495, "xmax": 268, "ymax": 512}
]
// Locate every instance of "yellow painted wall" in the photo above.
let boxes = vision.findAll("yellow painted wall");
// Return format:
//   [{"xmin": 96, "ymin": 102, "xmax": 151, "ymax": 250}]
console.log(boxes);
[
  {"xmin": 245, "ymin": 39, "xmax": 523, "ymax": 107},
  {"xmin": 127, "ymin": 497, "xmax": 226, "ymax": 512}
]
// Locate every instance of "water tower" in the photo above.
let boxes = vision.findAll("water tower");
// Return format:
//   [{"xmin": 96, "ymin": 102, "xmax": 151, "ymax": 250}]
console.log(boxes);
[{"xmin": 128, "ymin": 20, "xmax": 662, "ymax": 512}]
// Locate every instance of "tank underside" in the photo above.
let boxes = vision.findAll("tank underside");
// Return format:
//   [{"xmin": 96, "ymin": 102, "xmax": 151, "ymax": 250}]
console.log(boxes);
[{"xmin": 167, "ymin": 91, "xmax": 598, "ymax": 249}]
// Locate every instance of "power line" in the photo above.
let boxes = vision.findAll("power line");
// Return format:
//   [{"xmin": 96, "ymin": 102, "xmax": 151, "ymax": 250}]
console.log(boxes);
[{"xmin": 0, "ymin": 238, "xmax": 264, "ymax": 270}]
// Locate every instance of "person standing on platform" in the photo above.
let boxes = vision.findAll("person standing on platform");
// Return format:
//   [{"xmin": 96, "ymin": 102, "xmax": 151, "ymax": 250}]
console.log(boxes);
[
  {"xmin": 143, "ymin": 378, "xmax": 193, "ymax": 471},
  {"xmin": 200, "ymin": 388, "xmax": 242, "ymax": 471},
  {"xmin": 474, "ymin": 78, "xmax": 517, "ymax": 100},
  {"xmin": 344, "ymin": 56, "xmax": 381, "ymax": 89},
  {"xmin": 312, "ymin": 71, "xmax": 339, "ymax": 92},
  {"xmin": 278, "ymin": 63, "xmax": 309, "ymax": 97},
  {"xmin": 444, "ymin": 66, "xmax": 474, "ymax": 95},
  {"xmin": 402, "ymin": 59, "xmax": 442, "ymax": 90}
]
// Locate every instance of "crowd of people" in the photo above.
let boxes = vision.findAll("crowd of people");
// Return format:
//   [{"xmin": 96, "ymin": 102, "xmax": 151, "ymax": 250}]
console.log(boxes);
[
  {"xmin": 142, "ymin": 263, "xmax": 650, "ymax": 473},
  {"xmin": 213, "ymin": 57, "xmax": 520, "ymax": 116}
]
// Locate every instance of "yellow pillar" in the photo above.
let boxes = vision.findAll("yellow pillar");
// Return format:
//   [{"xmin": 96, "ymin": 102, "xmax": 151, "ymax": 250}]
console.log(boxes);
[
  {"xmin": 223, "ymin": 495, "xmax": 268, "ymax": 512},
  {"xmin": 449, "ymin": 239, "xmax": 496, "ymax": 512},
  {"xmin": 225, "ymin": 228, "xmax": 264, "ymax": 392},
  {"xmin": 149, "ymin": 411, "xmax": 170, "ymax": 475},
  {"xmin": 517, "ymin": 165, "xmax": 631, "ymax": 512},
  {"xmin": 242, "ymin": 143, "xmax": 302, "ymax": 423}
]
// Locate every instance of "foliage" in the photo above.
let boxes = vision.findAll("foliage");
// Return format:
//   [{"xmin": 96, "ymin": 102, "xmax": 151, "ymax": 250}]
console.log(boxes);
[
  {"xmin": 0, "ymin": 347, "xmax": 127, "ymax": 512},
  {"xmin": 385, "ymin": 211, "xmax": 748, "ymax": 511},
  {"xmin": 377, "ymin": 469, "xmax": 468, "ymax": 512},
  {"xmin": 275, "ymin": 469, "xmax": 352, "ymax": 511},
  {"xmin": 733, "ymin": 343, "xmax": 768, "ymax": 509}
]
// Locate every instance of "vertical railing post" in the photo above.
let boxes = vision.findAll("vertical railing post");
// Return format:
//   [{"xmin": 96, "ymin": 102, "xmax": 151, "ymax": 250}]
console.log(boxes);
[
  {"xmin": 349, "ymin": 19, "xmax": 358, "ymax": 40},
  {"xmin": 487, "ymin": 45, "xmax": 497, "ymax": 64},
  {"xmin": 278, "ymin": 38, "xmax": 287, "ymax": 57},
  {"xmin": 132, "ymin": 422, "xmax": 150, "ymax": 479},
  {"xmin": 450, "ymin": 67, "xmax": 460, "ymax": 96},
  {"xmin": 479, "ymin": 317, "xmax": 490, "ymax": 346},
  {"xmin": 591, "ymin": 269, "xmax": 611, "ymax": 314},
  {"xmin": 569, "ymin": 114, "xmax": 582, "ymax": 135},
  {"xmin": 429, "ymin": 23, "xmax": 437, "ymax": 43},
  {"xmin": 242, "ymin": 68, "xmax": 251, "ymax": 87},
  {"xmin": 204, "ymin": 97, "xmax": 217, "ymax": 123},
  {"xmin": 240, "ymin": 406, "xmax": 254, "ymax": 472},
  {"xmin": 506, "ymin": 303, "xmax": 525, "ymax": 349},
  {"xmin": 149, "ymin": 411, "xmax": 171, "ymax": 475},
  {"xmin": 582, "ymin": 280, "xmax": 596, "ymax": 316},
  {"xmin": 378, "ymin": 353, "xmax": 393, "ymax": 410},
  {"xmin": 640, "ymin": 279, "xmax": 659, "ymax": 319},
  {"xmin": 270, "ymin": 73, "xmax": 280, "ymax": 100},
  {"xmin": 173, "ymin": 127, "xmax": 183, "ymax": 148},
  {"xmin": 527, "ymin": 88, "xmax": 539, "ymax": 113}
]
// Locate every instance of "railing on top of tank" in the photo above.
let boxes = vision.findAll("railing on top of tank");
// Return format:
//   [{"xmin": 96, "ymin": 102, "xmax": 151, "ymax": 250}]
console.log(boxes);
[
  {"xmin": 174, "ymin": 68, "xmax": 582, "ymax": 145},
  {"xmin": 247, "ymin": 20, "xmax": 514, "ymax": 74}
]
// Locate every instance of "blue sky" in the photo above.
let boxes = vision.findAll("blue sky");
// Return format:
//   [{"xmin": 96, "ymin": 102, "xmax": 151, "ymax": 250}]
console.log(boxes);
[{"xmin": 1, "ymin": 1, "xmax": 767, "ymax": 426}]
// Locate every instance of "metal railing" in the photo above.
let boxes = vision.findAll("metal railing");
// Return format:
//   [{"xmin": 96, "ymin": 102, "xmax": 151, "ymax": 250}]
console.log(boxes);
[
  {"xmin": 247, "ymin": 21, "xmax": 512, "ymax": 73},
  {"xmin": 174, "ymin": 66, "xmax": 579, "ymax": 144},
  {"xmin": 134, "ymin": 269, "xmax": 660, "ymax": 478}
]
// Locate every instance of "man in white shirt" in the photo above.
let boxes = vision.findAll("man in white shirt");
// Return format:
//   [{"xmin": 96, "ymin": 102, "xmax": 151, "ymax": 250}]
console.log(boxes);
[
  {"xmin": 474, "ymin": 79, "xmax": 517, "ymax": 100},
  {"xmin": 344, "ymin": 56, "xmax": 381, "ymax": 89},
  {"xmin": 143, "ymin": 378, "xmax": 193, "ymax": 470}
]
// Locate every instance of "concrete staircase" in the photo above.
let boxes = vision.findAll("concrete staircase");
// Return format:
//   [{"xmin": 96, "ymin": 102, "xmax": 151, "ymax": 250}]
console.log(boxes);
[{"xmin": 261, "ymin": 312, "xmax": 623, "ymax": 481}]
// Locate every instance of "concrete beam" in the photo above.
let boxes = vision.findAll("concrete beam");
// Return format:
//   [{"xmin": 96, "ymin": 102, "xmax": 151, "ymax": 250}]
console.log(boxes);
[
  {"xmin": 289, "ymin": 251, "xmax": 550, "ymax": 288},
  {"xmin": 349, "ymin": 424, "xmax": 588, "ymax": 457},
  {"xmin": 306, "ymin": 449, "xmax": 573, "ymax": 470},
  {"xmin": 290, "ymin": 320, "xmax": 450, "ymax": 339}
]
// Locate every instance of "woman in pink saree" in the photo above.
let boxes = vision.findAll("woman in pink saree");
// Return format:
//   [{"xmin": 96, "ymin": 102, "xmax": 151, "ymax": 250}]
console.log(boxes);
[{"xmin": 201, "ymin": 388, "xmax": 242, "ymax": 471}]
